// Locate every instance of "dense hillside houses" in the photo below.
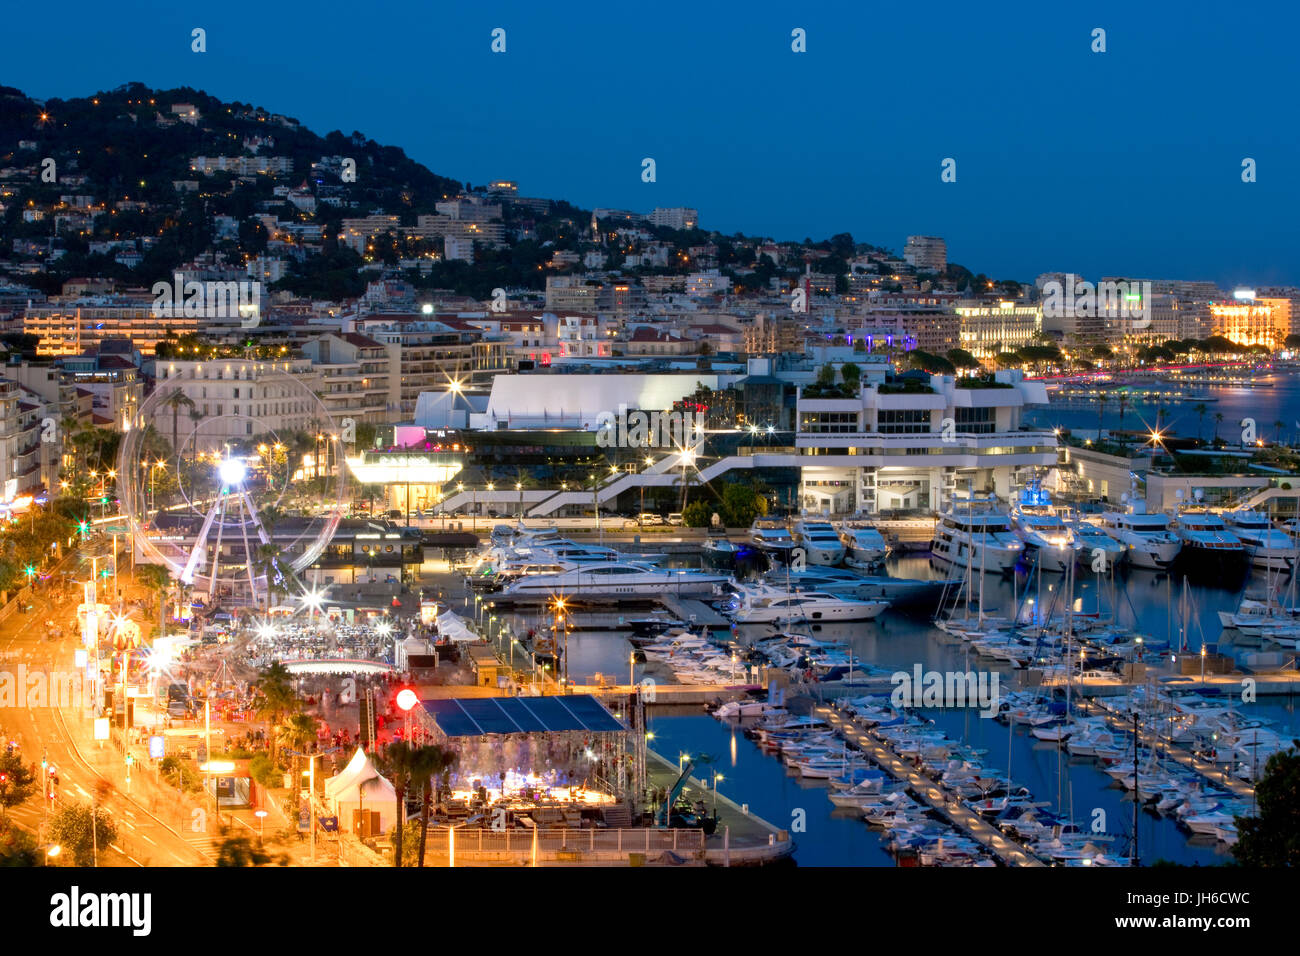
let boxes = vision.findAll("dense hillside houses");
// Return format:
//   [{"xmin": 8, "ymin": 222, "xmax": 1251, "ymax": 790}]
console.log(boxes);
[{"xmin": 0, "ymin": 82, "xmax": 1292, "ymax": 516}]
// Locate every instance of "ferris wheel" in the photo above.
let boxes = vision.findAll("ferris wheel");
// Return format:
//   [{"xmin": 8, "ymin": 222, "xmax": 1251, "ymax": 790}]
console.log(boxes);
[{"xmin": 117, "ymin": 365, "xmax": 349, "ymax": 607}]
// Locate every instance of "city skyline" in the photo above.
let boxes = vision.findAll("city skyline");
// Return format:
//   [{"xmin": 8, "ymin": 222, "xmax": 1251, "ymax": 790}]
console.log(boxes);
[{"xmin": 6, "ymin": 0, "xmax": 1300, "ymax": 286}]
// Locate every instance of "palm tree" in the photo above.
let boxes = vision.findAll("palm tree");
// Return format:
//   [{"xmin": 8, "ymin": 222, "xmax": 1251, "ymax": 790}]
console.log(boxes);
[
  {"xmin": 1194, "ymin": 403, "xmax": 1208, "ymax": 440},
  {"xmin": 1214, "ymin": 412, "xmax": 1225, "ymax": 442},
  {"xmin": 1275, "ymin": 420, "xmax": 1285, "ymax": 444},
  {"xmin": 279, "ymin": 711, "xmax": 318, "ymax": 786},
  {"xmin": 386, "ymin": 741, "xmax": 416, "ymax": 868},
  {"xmin": 1096, "ymin": 394, "xmax": 1108, "ymax": 440},
  {"xmin": 408, "ymin": 744, "xmax": 458, "ymax": 867},
  {"xmin": 253, "ymin": 542, "xmax": 286, "ymax": 611},
  {"xmin": 161, "ymin": 389, "xmax": 197, "ymax": 464},
  {"xmin": 136, "ymin": 563, "xmax": 171, "ymax": 630},
  {"xmin": 252, "ymin": 662, "xmax": 297, "ymax": 767},
  {"xmin": 1117, "ymin": 393, "xmax": 1129, "ymax": 433},
  {"xmin": 511, "ymin": 468, "xmax": 534, "ymax": 519}
]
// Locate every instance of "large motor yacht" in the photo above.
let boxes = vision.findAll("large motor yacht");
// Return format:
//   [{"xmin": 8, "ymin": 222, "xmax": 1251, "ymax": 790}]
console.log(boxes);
[
  {"xmin": 750, "ymin": 517, "xmax": 798, "ymax": 563},
  {"xmin": 1173, "ymin": 511, "xmax": 1249, "ymax": 580},
  {"xmin": 792, "ymin": 519, "xmax": 847, "ymax": 566},
  {"xmin": 1223, "ymin": 511, "xmax": 1299, "ymax": 572},
  {"xmin": 931, "ymin": 498, "xmax": 1023, "ymax": 574},
  {"xmin": 1093, "ymin": 508, "xmax": 1181, "ymax": 571}
]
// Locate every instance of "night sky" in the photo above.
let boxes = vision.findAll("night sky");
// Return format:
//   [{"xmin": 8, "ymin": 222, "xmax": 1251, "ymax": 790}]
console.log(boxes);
[{"xmin": 8, "ymin": 0, "xmax": 1297, "ymax": 285}]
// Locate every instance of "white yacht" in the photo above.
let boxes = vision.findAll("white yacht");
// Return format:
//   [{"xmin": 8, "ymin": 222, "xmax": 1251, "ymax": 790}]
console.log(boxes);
[
  {"xmin": 792, "ymin": 519, "xmax": 846, "ymax": 566},
  {"xmin": 1223, "ymin": 511, "xmax": 1299, "ymax": 571},
  {"xmin": 930, "ymin": 500, "xmax": 1022, "ymax": 575},
  {"xmin": 838, "ymin": 519, "xmax": 890, "ymax": 569},
  {"xmin": 1068, "ymin": 518, "xmax": 1127, "ymax": 571},
  {"xmin": 1094, "ymin": 509, "xmax": 1181, "ymax": 571},
  {"xmin": 497, "ymin": 562, "xmax": 731, "ymax": 599},
  {"xmin": 1173, "ymin": 511, "xmax": 1249, "ymax": 578},
  {"xmin": 731, "ymin": 587, "xmax": 888, "ymax": 624},
  {"xmin": 1009, "ymin": 487, "xmax": 1073, "ymax": 572},
  {"xmin": 749, "ymin": 517, "xmax": 797, "ymax": 562}
]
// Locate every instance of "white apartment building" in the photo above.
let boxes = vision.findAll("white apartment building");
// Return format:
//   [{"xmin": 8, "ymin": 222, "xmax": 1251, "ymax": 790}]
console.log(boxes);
[
  {"xmin": 649, "ymin": 207, "xmax": 699, "ymax": 231},
  {"xmin": 904, "ymin": 236, "xmax": 947, "ymax": 273},
  {"xmin": 795, "ymin": 369, "xmax": 1055, "ymax": 513},
  {"xmin": 189, "ymin": 156, "xmax": 293, "ymax": 177},
  {"xmin": 686, "ymin": 270, "xmax": 732, "ymax": 296},
  {"xmin": 0, "ymin": 378, "xmax": 62, "ymax": 501},
  {"xmin": 25, "ymin": 303, "xmax": 202, "ymax": 355},
  {"xmin": 954, "ymin": 300, "xmax": 1041, "ymax": 359},
  {"xmin": 300, "ymin": 333, "xmax": 392, "ymax": 424},
  {"xmin": 150, "ymin": 358, "xmax": 324, "ymax": 452}
]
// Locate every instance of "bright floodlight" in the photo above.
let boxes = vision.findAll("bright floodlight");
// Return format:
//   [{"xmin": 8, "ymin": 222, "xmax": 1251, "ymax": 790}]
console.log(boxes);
[
  {"xmin": 396, "ymin": 688, "xmax": 418, "ymax": 712},
  {"xmin": 218, "ymin": 457, "xmax": 247, "ymax": 487}
]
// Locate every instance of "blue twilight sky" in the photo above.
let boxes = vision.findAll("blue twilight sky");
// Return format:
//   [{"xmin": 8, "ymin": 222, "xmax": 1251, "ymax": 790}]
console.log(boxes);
[{"xmin": 5, "ymin": 0, "xmax": 1298, "ymax": 286}]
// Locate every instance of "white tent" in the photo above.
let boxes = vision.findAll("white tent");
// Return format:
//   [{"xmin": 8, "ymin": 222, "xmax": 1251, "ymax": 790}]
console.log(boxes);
[
  {"xmin": 325, "ymin": 747, "xmax": 397, "ymax": 835},
  {"xmin": 435, "ymin": 609, "xmax": 479, "ymax": 643}
]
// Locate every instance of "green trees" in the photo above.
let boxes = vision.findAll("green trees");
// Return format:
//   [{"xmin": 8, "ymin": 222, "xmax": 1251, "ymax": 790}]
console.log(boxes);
[
  {"xmin": 0, "ymin": 750, "xmax": 37, "ymax": 818},
  {"xmin": 907, "ymin": 350, "xmax": 955, "ymax": 375},
  {"xmin": 0, "ymin": 819, "xmax": 37, "ymax": 866},
  {"xmin": 280, "ymin": 712, "xmax": 319, "ymax": 784},
  {"xmin": 252, "ymin": 662, "xmax": 298, "ymax": 767},
  {"xmin": 682, "ymin": 501, "xmax": 712, "ymax": 528},
  {"xmin": 160, "ymin": 388, "xmax": 196, "ymax": 461},
  {"xmin": 136, "ymin": 562, "xmax": 171, "ymax": 628},
  {"xmin": 385, "ymin": 741, "xmax": 416, "ymax": 868},
  {"xmin": 681, "ymin": 482, "xmax": 767, "ymax": 528},
  {"xmin": 217, "ymin": 832, "xmax": 271, "ymax": 866},
  {"xmin": 48, "ymin": 804, "xmax": 117, "ymax": 866},
  {"xmin": 945, "ymin": 348, "xmax": 980, "ymax": 370},
  {"xmin": 1232, "ymin": 741, "xmax": 1300, "ymax": 866},
  {"xmin": 994, "ymin": 352, "xmax": 1021, "ymax": 369},
  {"xmin": 409, "ymin": 744, "xmax": 458, "ymax": 867}
]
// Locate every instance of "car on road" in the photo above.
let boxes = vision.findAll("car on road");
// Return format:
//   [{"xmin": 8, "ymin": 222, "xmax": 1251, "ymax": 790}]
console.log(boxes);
[
  {"xmin": 638, "ymin": 513, "xmax": 666, "ymax": 526},
  {"xmin": 667, "ymin": 513, "xmax": 684, "ymax": 526}
]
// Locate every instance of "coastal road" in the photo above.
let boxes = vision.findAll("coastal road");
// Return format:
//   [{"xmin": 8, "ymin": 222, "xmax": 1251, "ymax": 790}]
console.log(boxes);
[{"xmin": 0, "ymin": 571, "xmax": 212, "ymax": 866}]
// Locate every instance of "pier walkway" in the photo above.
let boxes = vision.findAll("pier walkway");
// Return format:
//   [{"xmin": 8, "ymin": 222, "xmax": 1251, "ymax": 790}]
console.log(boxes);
[
  {"xmin": 1083, "ymin": 701, "xmax": 1258, "ymax": 800},
  {"xmin": 814, "ymin": 704, "xmax": 1046, "ymax": 867},
  {"xmin": 645, "ymin": 750, "xmax": 794, "ymax": 865},
  {"xmin": 659, "ymin": 595, "xmax": 730, "ymax": 628}
]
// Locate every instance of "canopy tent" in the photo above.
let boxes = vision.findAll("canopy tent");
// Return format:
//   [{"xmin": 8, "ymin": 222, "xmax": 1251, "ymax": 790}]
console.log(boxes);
[
  {"xmin": 324, "ymin": 747, "xmax": 398, "ymax": 835},
  {"xmin": 435, "ymin": 609, "xmax": 479, "ymax": 643},
  {"xmin": 421, "ymin": 695, "xmax": 624, "ymax": 738}
]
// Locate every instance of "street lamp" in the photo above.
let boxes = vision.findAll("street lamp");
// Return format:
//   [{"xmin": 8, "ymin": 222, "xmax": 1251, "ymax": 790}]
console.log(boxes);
[
  {"xmin": 44, "ymin": 844, "xmax": 60, "ymax": 866},
  {"xmin": 396, "ymin": 687, "xmax": 419, "ymax": 743}
]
